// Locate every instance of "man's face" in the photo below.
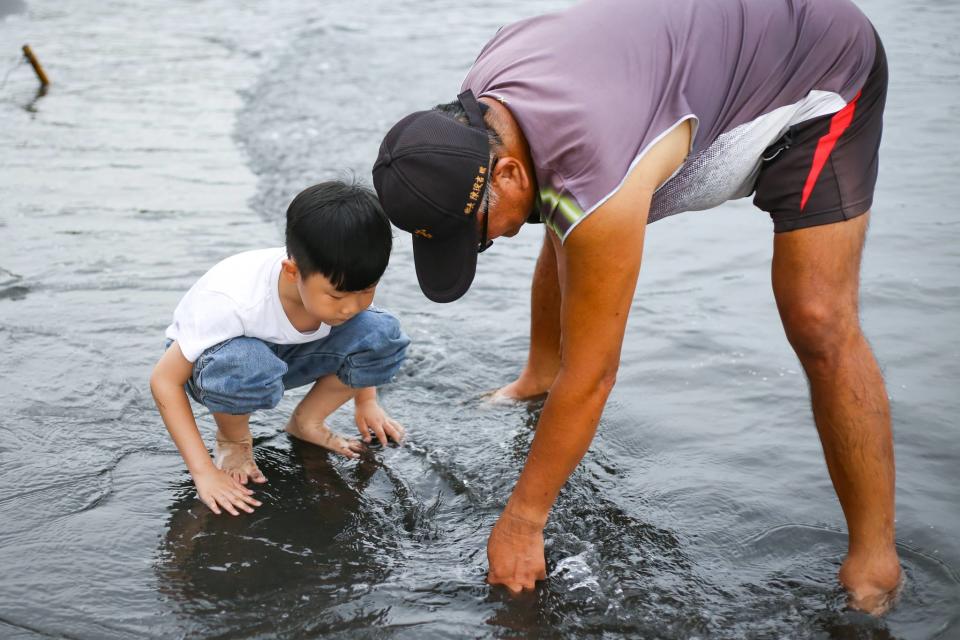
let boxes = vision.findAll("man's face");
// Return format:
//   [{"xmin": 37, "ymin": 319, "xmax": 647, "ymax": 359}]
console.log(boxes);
[
  {"xmin": 296, "ymin": 269, "xmax": 377, "ymax": 326},
  {"xmin": 480, "ymin": 181, "xmax": 537, "ymax": 241}
]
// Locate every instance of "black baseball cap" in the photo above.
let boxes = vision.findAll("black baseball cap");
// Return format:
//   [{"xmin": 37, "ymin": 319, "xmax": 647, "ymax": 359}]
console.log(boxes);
[{"xmin": 372, "ymin": 90, "xmax": 493, "ymax": 303}]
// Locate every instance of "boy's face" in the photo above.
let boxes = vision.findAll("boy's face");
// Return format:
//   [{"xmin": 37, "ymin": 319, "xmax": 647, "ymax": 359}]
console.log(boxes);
[{"xmin": 283, "ymin": 260, "xmax": 377, "ymax": 326}]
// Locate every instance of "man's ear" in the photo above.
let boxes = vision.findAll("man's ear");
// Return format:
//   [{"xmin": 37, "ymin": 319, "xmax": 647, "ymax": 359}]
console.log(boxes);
[
  {"xmin": 494, "ymin": 156, "xmax": 530, "ymax": 193},
  {"xmin": 281, "ymin": 258, "xmax": 300, "ymax": 281}
]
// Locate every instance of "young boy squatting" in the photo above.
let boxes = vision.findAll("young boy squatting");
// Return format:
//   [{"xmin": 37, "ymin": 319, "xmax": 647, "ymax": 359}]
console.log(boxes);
[{"xmin": 150, "ymin": 182, "xmax": 410, "ymax": 516}]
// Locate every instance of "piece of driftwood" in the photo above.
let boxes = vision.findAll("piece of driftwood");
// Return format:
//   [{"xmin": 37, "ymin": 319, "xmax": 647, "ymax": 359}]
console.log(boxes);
[{"xmin": 22, "ymin": 44, "xmax": 50, "ymax": 86}]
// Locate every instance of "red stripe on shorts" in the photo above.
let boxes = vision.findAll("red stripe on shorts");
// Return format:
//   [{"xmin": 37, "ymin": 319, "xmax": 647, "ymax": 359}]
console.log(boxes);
[{"xmin": 800, "ymin": 90, "xmax": 861, "ymax": 211}]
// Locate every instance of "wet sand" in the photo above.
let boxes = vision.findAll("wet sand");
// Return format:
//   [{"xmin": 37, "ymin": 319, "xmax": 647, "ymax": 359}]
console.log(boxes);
[{"xmin": 1, "ymin": 0, "xmax": 958, "ymax": 637}]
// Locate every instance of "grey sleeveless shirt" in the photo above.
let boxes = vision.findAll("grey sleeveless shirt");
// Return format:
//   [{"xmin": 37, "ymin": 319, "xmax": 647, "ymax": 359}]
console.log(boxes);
[{"xmin": 460, "ymin": 0, "xmax": 877, "ymax": 240}]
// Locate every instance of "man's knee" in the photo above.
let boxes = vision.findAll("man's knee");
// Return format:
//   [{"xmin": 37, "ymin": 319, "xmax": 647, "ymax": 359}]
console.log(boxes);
[
  {"xmin": 335, "ymin": 309, "xmax": 410, "ymax": 388},
  {"xmin": 780, "ymin": 300, "xmax": 860, "ymax": 366},
  {"xmin": 192, "ymin": 337, "xmax": 287, "ymax": 414}
]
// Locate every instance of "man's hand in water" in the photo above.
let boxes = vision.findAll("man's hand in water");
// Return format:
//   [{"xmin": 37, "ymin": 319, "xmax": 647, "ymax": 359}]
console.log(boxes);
[
  {"xmin": 487, "ymin": 510, "xmax": 547, "ymax": 593},
  {"xmin": 194, "ymin": 467, "xmax": 261, "ymax": 515}
]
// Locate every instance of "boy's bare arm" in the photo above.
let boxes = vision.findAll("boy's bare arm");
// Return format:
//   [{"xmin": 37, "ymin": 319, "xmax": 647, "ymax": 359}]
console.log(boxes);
[
  {"xmin": 150, "ymin": 341, "xmax": 260, "ymax": 515},
  {"xmin": 355, "ymin": 386, "xmax": 377, "ymax": 405},
  {"xmin": 150, "ymin": 343, "xmax": 215, "ymax": 474}
]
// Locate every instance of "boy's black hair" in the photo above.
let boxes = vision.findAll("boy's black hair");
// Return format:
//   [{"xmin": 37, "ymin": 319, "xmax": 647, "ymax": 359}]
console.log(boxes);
[{"xmin": 285, "ymin": 181, "xmax": 392, "ymax": 292}]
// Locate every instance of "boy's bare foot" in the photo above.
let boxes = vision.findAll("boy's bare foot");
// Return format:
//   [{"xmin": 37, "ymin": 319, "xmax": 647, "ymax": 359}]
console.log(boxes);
[
  {"xmin": 213, "ymin": 433, "xmax": 267, "ymax": 485},
  {"xmin": 285, "ymin": 416, "xmax": 365, "ymax": 459}
]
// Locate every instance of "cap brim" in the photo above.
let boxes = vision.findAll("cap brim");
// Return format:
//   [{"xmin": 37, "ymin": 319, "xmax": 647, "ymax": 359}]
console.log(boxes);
[{"xmin": 411, "ymin": 226, "xmax": 478, "ymax": 303}]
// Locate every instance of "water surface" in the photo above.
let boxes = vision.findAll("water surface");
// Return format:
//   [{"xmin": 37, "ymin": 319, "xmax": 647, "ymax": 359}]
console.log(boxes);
[{"xmin": 1, "ymin": 0, "xmax": 958, "ymax": 637}]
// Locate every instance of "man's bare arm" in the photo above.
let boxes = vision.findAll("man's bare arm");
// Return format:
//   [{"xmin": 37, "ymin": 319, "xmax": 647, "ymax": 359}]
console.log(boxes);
[
  {"xmin": 504, "ymin": 189, "xmax": 649, "ymax": 520},
  {"xmin": 487, "ymin": 176, "xmax": 650, "ymax": 592},
  {"xmin": 487, "ymin": 120, "xmax": 692, "ymax": 592}
]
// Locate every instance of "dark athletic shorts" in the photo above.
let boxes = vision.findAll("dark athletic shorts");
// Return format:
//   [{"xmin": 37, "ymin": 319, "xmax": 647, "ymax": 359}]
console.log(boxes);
[{"xmin": 753, "ymin": 30, "xmax": 888, "ymax": 233}]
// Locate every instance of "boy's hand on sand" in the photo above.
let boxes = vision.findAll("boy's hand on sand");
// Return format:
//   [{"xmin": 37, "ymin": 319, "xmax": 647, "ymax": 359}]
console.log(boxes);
[
  {"xmin": 354, "ymin": 399, "xmax": 405, "ymax": 447},
  {"xmin": 194, "ymin": 467, "xmax": 262, "ymax": 516}
]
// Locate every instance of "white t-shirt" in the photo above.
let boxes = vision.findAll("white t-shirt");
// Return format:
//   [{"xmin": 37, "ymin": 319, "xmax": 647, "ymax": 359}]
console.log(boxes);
[{"xmin": 165, "ymin": 247, "xmax": 331, "ymax": 363}]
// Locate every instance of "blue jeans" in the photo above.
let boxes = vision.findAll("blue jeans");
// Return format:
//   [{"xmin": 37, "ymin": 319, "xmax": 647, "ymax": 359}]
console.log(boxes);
[{"xmin": 167, "ymin": 308, "xmax": 409, "ymax": 415}]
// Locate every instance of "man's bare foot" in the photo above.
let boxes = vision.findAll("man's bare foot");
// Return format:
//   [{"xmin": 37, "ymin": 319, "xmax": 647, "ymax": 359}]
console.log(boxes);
[
  {"xmin": 839, "ymin": 550, "xmax": 903, "ymax": 615},
  {"xmin": 285, "ymin": 416, "xmax": 365, "ymax": 459},
  {"xmin": 213, "ymin": 433, "xmax": 267, "ymax": 485},
  {"xmin": 488, "ymin": 378, "xmax": 551, "ymax": 405}
]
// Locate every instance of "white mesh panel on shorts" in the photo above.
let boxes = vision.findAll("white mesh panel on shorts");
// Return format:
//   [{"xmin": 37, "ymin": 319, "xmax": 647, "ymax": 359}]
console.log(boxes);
[{"xmin": 649, "ymin": 90, "xmax": 848, "ymax": 223}]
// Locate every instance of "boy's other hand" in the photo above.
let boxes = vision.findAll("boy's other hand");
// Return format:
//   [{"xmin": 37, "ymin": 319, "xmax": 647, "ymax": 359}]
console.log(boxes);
[
  {"xmin": 194, "ymin": 467, "xmax": 262, "ymax": 515},
  {"xmin": 354, "ymin": 399, "xmax": 405, "ymax": 447}
]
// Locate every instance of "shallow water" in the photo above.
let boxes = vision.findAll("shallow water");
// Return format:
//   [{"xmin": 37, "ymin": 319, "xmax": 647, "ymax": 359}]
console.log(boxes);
[{"xmin": 1, "ymin": 0, "xmax": 959, "ymax": 638}]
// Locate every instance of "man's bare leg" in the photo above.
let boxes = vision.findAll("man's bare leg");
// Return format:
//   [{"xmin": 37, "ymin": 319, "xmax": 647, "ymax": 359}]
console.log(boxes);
[
  {"xmin": 212, "ymin": 412, "xmax": 267, "ymax": 485},
  {"xmin": 771, "ymin": 212, "xmax": 901, "ymax": 614},
  {"xmin": 284, "ymin": 374, "xmax": 365, "ymax": 458},
  {"xmin": 495, "ymin": 229, "xmax": 563, "ymax": 400}
]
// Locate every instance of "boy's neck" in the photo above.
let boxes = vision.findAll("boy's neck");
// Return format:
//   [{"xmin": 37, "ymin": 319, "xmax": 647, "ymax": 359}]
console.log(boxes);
[{"xmin": 276, "ymin": 271, "xmax": 322, "ymax": 333}]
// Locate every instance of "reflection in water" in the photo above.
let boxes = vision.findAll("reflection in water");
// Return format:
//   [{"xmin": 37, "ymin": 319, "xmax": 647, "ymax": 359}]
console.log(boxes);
[
  {"xmin": 157, "ymin": 438, "xmax": 399, "ymax": 634},
  {"xmin": 23, "ymin": 83, "xmax": 48, "ymax": 114}
]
